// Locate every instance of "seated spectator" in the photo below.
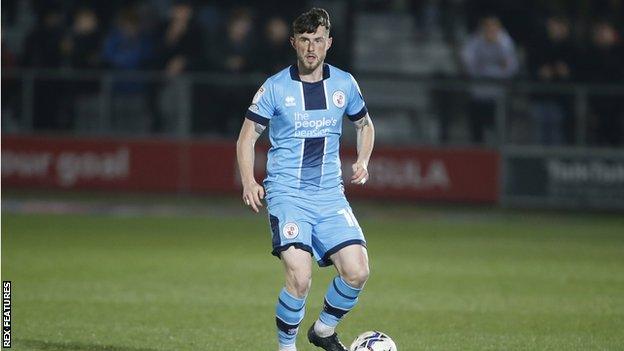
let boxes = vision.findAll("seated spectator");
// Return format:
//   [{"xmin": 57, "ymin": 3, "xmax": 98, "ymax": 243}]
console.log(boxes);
[
  {"xmin": 461, "ymin": 15, "xmax": 519, "ymax": 144},
  {"xmin": 527, "ymin": 15, "xmax": 577, "ymax": 145}
]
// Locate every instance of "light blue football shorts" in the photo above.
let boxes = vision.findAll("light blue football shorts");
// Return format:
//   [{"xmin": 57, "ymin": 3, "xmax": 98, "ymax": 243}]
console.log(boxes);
[{"xmin": 266, "ymin": 187, "xmax": 366, "ymax": 267}]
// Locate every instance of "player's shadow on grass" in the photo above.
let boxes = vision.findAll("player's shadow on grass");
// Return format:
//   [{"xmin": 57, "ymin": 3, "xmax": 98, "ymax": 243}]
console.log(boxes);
[{"xmin": 20, "ymin": 339, "xmax": 160, "ymax": 351}]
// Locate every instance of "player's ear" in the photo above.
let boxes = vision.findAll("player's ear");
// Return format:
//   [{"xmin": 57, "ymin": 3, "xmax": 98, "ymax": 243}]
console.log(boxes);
[
  {"xmin": 290, "ymin": 36, "xmax": 296, "ymax": 49},
  {"xmin": 326, "ymin": 36, "xmax": 333, "ymax": 50}
]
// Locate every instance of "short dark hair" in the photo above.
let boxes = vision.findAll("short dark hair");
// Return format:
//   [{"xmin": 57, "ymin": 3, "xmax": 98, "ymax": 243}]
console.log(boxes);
[{"xmin": 292, "ymin": 8, "xmax": 331, "ymax": 35}]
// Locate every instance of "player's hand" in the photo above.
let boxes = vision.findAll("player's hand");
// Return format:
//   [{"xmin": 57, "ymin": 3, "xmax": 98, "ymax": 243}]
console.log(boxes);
[
  {"xmin": 351, "ymin": 161, "xmax": 369, "ymax": 185},
  {"xmin": 242, "ymin": 180, "xmax": 265, "ymax": 213}
]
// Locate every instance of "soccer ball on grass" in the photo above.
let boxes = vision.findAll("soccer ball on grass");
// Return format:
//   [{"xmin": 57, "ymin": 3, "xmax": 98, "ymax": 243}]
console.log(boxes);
[{"xmin": 350, "ymin": 331, "xmax": 397, "ymax": 351}]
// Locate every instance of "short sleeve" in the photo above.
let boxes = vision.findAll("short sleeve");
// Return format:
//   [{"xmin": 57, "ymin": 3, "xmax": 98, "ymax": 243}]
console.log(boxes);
[
  {"xmin": 345, "ymin": 74, "xmax": 368, "ymax": 122},
  {"xmin": 245, "ymin": 79, "xmax": 275, "ymax": 126}
]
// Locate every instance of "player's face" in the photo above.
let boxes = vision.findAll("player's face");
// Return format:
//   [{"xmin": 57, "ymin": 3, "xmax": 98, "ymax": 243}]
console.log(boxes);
[{"xmin": 291, "ymin": 25, "xmax": 332, "ymax": 72}]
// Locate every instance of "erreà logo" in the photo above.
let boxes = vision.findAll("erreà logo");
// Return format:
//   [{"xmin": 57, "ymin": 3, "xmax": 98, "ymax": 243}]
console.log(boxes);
[{"xmin": 285, "ymin": 96, "xmax": 296, "ymax": 107}]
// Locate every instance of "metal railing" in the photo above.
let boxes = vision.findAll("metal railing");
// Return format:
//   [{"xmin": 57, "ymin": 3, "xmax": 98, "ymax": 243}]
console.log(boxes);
[{"xmin": 2, "ymin": 68, "xmax": 623, "ymax": 148}]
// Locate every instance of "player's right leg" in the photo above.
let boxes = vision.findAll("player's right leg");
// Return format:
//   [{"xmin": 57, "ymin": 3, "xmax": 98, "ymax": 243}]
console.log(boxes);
[
  {"xmin": 267, "ymin": 193, "xmax": 315, "ymax": 351},
  {"xmin": 276, "ymin": 246, "xmax": 313, "ymax": 351}
]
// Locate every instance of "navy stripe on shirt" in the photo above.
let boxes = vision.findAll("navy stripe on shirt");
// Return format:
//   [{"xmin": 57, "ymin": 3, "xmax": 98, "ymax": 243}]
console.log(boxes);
[
  {"xmin": 300, "ymin": 137, "xmax": 325, "ymax": 188},
  {"xmin": 302, "ymin": 81, "xmax": 327, "ymax": 110},
  {"xmin": 245, "ymin": 110, "xmax": 270, "ymax": 126}
]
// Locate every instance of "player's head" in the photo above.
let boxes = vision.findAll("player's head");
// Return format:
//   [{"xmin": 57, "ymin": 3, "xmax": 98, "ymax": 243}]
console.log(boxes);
[{"xmin": 291, "ymin": 8, "xmax": 332, "ymax": 72}]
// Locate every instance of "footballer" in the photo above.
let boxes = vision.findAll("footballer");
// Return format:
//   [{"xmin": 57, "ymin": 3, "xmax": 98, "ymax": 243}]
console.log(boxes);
[{"xmin": 236, "ymin": 8, "xmax": 375, "ymax": 351}]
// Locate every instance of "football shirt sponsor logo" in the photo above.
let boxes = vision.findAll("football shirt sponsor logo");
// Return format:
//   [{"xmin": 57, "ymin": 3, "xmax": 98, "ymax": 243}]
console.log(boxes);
[{"xmin": 292, "ymin": 112, "xmax": 338, "ymax": 137}]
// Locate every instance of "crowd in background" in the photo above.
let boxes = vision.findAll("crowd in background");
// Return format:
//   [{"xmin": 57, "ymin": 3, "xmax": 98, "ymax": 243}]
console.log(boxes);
[
  {"xmin": 1, "ymin": 1, "xmax": 314, "ymax": 135},
  {"xmin": 2, "ymin": 1, "xmax": 313, "ymax": 74},
  {"xmin": 457, "ymin": 13, "xmax": 624, "ymax": 146},
  {"xmin": 2, "ymin": 0, "xmax": 623, "ymax": 145}
]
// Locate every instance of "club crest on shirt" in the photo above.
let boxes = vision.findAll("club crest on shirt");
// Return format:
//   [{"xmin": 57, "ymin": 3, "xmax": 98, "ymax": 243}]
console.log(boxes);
[
  {"xmin": 285, "ymin": 96, "xmax": 296, "ymax": 107},
  {"xmin": 249, "ymin": 104, "xmax": 259, "ymax": 113},
  {"xmin": 282, "ymin": 222, "xmax": 299, "ymax": 239},
  {"xmin": 252, "ymin": 86, "xmax": 265, "ymax": 104},
  {"xmin": 332, "ymin": 90, "xmax": 346, "ymax": 108}
]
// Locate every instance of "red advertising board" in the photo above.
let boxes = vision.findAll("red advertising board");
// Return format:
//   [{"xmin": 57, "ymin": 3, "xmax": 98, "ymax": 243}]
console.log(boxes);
[
  {"xmin": 2, "ymin": 135, "xmax": 499, "ymax": 202},
  {"xmin": 341, "ymin": 147, "xmax": 499, "ymax": 202}
]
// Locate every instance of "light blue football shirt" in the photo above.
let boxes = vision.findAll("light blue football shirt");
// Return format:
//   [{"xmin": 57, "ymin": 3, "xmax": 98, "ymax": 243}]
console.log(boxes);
[{"xmin": 245, "ymin": 63, "xmax": 368, "ymax": 193}]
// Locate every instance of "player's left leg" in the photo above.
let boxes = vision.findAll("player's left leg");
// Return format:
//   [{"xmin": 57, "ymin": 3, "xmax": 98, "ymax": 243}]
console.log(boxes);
[
  {"xmin": 307, "ymin": 244, "xmax": 369, "ymax": 351},
  {"xmin": 316, "ymin": 244, "xmax": 369, "ymax": 335},
  {"xmin": 306, "ymin": 192, "xmax": 369, "ymax": 350}
]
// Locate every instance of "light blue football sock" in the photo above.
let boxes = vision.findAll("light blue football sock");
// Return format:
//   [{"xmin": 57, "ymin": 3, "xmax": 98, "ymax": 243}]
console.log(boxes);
[
  {"xmin": 275, "ymin": 288, "xmax": 306, "ymax": 347},
  {"xmin": 318, "ymin": 276, "xmax": 362, "ymax": 327}
]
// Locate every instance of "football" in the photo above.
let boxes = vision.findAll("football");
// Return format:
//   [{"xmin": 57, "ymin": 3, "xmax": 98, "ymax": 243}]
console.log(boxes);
[{"xmin": 350, "ymin": 331, "xmax": 397, "ymax": 351}]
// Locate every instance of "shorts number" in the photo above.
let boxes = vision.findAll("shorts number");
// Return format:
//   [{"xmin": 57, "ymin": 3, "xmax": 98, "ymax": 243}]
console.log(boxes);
[{"xmin": 337, "ymin": 208, "xmax": 359, "ymax": 227}]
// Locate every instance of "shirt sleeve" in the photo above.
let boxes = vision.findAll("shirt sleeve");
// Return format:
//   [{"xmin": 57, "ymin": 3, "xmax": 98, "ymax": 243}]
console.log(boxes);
[
  {"xmin": 245, "ymin": 79, "xmax": 275, "ymax": 126},
  {"xmin": 345, "ymin": 74, "xmax": 368, "ymax": 122}
]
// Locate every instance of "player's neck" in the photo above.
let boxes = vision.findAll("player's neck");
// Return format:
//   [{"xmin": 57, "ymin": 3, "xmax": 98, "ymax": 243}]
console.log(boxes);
[{"xmin": 297, "ymin": 62, "xmax": 324, "ymax": 83}]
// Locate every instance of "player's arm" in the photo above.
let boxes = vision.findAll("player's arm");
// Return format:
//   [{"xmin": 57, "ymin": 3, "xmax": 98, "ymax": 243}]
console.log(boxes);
[
  {"xmin": 236, "ymin": 118, "xmax": 266, "ymax": 212},
  {"xmin": 351, "ymin": 114, "xmax": 375, "ymax": 185}
]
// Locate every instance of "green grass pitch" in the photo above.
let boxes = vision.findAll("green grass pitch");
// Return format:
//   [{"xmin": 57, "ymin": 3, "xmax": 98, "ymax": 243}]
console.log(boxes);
[{"xmin": 2, "ymin": 203, "xmax": 624, "ymax": 350}]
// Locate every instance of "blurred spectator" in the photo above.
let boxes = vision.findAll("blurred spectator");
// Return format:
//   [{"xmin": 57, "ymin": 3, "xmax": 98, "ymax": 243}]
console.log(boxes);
[
  {"xmin": 102, "ymin": 7, "xmax": 153, "ymax": 74},
  {"xmin": 62, "ymin": 8, "xmax": 103, "ymax": 69},
  {"xmin": 461, "ymin": 16, "xmax": 519, "ymax": 144},
  {"xmin": 61, "ymin": 8, "xmax": 104, "ymax": 132},
  {"xmin": 2, "ymin": 31, "xmax": 19, "ymax": 132},
  {"xmin": 528, "ymin": 16, "xmax": 576, "ymax": 145},
  {"xmin": 215, "ymin": 8, "xmax": 255, "ymax": 73},
  {"xmin": 155, "ymin": 0, "xmax": 203, "ymax": 77},
  {"xmin": 409, "ymin": 0, "xmax": 442, "ymax": 39},
  {"xmin": 22, "ymin": 7, "xmax": 67, "ymax": 130},
  {"xmin": 582, "ymin": 20, "xmax": 624, "ymax": 146},
  {"xmin": 256, "ymin": 16, "xmax": 292, "ymax": 75},
  {"xmin": 22, "ymin": 7, "xmax": 64, "ymax": 68},
  {"xmin": 153, "ymin": 1, "xmax": 204, "ymax": 133},
  {"xmin": 195, "ymin": 7, "xmax": 257, "ymax": 136},
  {"xmin": 102, "ymin": 7, "xmax": 154, "ymax": 134}
]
